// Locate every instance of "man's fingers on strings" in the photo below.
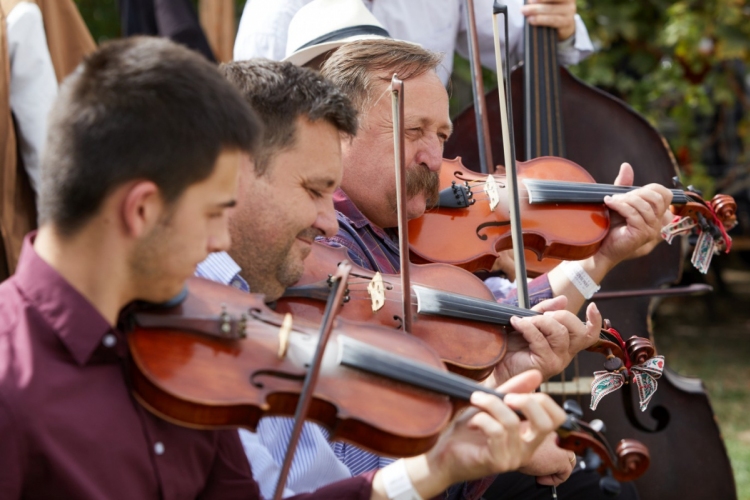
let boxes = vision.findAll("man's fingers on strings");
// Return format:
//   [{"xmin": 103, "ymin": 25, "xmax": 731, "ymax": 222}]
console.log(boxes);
[
  {"xmin": 531, "ymin": 295, "xmax": 568, "ymax": 313},
  {"xmin": 496, "ymin": 369, "xmax": 544, "ymax": 394},
  {"xmin": 504, "ymin": 393, "xmax": 559, "ymax": 445},
  {"xmin": 470, "ymin": 392, "xmax": 521, "ymax": 434},
  {"xmin": 510, "ymin": 316, "xmax": 555, "ymax": 359},
  {"xmin": 613, "ymin": 162, "xmax": 634, "ymax": 187}
]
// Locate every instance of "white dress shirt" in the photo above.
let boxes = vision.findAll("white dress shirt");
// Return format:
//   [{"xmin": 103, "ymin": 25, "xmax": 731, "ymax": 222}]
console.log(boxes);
[
  {"xmin": 6, "ymin": 2, "xmax": 57, "ymax": 196},
  {"xmin": 234, "ymin": 0, "xmax": 594, "ymax": 83}
]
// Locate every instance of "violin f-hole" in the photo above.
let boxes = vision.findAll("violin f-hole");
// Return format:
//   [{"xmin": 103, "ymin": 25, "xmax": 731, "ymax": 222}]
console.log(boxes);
[
  {"xmin": 250, "ymin": 370, "xmax": 306, "ymax": 389},
  {"xmin": 475, "ymin": 220, "xmax": 510, "ymax": 241}
]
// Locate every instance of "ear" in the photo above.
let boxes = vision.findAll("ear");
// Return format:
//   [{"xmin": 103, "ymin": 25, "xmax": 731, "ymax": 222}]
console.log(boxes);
[{"xmin": 120, "ymin": 181, "xmax": 164, "ymax": 238}]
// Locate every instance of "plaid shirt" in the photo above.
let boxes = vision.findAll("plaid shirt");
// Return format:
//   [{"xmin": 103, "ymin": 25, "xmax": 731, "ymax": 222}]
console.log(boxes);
[{"xmin": 321, "ymin": 190, "xmax": 555, "ymax": 500}]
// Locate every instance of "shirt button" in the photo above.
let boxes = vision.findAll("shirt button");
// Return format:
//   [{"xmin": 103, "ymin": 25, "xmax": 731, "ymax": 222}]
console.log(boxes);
[
  {"xmin": 154, "ymin": 442, "xmax": 165, "ymax": 455},
  {"xmin": 102, "ymin": 334, "xmax": 117, "ymax": 348}
]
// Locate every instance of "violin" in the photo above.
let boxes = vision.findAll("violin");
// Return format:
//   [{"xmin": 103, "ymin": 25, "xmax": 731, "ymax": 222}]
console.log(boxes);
[
  {"xmin": 407, "ymin": 155, "xmax": 737, "ymax": 274},
  {"xmin": 128, "ymin": 276, "xmax": 650, "ymax": 481},
  {"xmin": 278, "ymin": 241, "xmax": 645, "ymax": 381},
  {"xmin": 278, "ymin": 242, "xmax": 506, "ymax": 380}
]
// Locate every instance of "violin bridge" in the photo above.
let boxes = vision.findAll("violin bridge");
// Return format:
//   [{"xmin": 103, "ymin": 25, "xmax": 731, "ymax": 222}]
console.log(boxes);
[
  {"xmin": 277, "ymin": 313, "xmax": 293, "ymax": 359},
  {"xmin": 367, "ymin": 272, "xmax": 385, "ymax": 312},
  {"xmin": 484, "ymin": 175, "xmax": 501, "ymax": 211}
]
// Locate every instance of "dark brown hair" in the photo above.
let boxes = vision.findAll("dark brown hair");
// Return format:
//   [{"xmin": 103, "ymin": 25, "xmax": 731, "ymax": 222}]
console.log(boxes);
[
  {"xmin": 219, "ymin": 59, "xmax": 358, "ymax": 175},
  {"xmin": 39, "ymin": 36, "xmax": 261, "ymax": 235}
]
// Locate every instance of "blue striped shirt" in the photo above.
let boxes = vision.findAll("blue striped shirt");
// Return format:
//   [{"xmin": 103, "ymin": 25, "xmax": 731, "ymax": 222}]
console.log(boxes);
[{"xmin": 195, "ymin": 251, "xmax": 390, "ymax": 498}]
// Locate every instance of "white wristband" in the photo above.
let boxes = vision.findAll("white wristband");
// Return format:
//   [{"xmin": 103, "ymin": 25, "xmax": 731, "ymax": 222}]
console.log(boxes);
[
  {"xmin": 380, "ymin": 460, "xmax": 424, "ymax": 500},
  {"xmin": 560, "ymin": 261, "xmax": 600, "ymax": 299}
]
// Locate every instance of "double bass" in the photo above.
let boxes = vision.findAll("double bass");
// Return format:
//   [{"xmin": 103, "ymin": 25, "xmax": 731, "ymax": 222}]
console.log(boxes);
[{"xmin": 442, "ymin": 2, "xmax": 737, "ymax": 498}]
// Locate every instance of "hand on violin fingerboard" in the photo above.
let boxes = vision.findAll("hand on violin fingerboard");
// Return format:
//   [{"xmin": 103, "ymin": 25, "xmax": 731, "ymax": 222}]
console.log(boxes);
[
  {"xmin": 370, "ymin": 370, "xmax": 565, "ymax": 499},
  {"xmin": 520, "ymin": 0, "xmax": 577, "ymax": 41},
  {"xmin": 491, "ymin": 296, "xmax": 602, "ymax": 383},
  {"xmin": 597, "ymin": 163, "xmax": 674, "ymax": 267},
  {"xmin": 547, "ymin": 163, "xmax": 673, "ymax": 315}
]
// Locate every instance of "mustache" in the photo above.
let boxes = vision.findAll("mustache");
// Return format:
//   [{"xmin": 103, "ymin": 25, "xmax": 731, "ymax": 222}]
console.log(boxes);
[
  {"xmin": 297, "ymin": 227, "xmax": 324, "ymax": 243},
  {"xmin": 405, "ymin": 164, "xmax": 440, "ymax": 208}
]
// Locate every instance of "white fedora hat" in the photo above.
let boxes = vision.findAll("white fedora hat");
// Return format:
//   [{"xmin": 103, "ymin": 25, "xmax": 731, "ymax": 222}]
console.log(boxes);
[{"xmin": 284, "ymin": 0, "xmax": 391, "ymax": 66}]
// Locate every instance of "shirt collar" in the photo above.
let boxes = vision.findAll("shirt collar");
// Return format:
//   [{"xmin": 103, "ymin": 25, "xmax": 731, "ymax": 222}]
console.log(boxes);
[
  {"xmin": 195, "ymin": 251, "xmax": 250, "ymax": 292},
  {"xmin": 333, "ymin": 189, "xmax": 400, "ymax": 252},
  {"xmin": 333, "ymin": 189, "xmax": 373, "ymax": 230},
  {"xmin": 13, "ymin": 233, "xmax": 114, "ymax": 366}
]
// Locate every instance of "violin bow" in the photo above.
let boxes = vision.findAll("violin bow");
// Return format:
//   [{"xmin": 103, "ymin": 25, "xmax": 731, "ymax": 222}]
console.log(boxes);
[
  {"xmin": 391, "ymin": 74, "xmax": 413, "ymax": 335},
  {"xmin": 492, "ymin": 3, "xmax": 551, "ymax": 496},
  {"xmin": 491, "ymin": 2, "xmax": 529, "ymax": 307},
  {"xmin": 272, "ymin": 262, "xmax": 353, "ymax": 500},
  {"xmin": 463, "ymin": 0, "xmax": 494, "ymax": 175}
]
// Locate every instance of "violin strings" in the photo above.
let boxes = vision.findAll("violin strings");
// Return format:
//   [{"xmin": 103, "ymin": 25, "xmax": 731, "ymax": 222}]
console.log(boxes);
[{"xmin": 456, "ymin": 179, "xmax": 689, "ymax": 205}]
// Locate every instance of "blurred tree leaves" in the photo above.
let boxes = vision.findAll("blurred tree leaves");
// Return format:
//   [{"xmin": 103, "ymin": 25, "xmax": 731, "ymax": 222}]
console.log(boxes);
[{"xmin": 571, "ymin": 0, "xmax": 750, "ymax": 196}]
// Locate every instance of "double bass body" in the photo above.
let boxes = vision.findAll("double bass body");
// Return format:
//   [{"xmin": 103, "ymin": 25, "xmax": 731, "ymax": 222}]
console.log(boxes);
[{"xmin": 444, "ymin": 63, "xmax": 737, "ymax": 498}]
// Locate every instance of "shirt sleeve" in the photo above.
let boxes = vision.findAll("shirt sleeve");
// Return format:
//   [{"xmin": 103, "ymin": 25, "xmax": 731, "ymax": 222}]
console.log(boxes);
[
  {"xmin": 444, "ymin": 476, "xmax": 498, "ymax": 500},
  {"xmin": 233, "ymin": 0, "xmax": 310, "ymax": 61},
  {"xmin": 197, "ymin": 430, "xmax": 262, "ymax": 500},
  {"xmin": 556, "ymin": 15, "xmax": 594, "ymax": 66},
  {"xmin": 287, "ymin": 470, "xmax": 375, "ymax": 500},
  {"xmin": 6, "ymin": 2, "xmax": 58, "ymax": 197},
  {"xmin": 501, "ymin": 273, "xmax": 553, "ymax": 307},
  {"xmin": 0, "ymin": 394, "xmax": 23, "ymax": 498}
]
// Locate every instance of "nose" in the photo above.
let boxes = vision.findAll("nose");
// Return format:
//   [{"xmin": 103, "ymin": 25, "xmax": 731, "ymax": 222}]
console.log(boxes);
[
  {"xmin": 208, "ymin": 220, "xmax": 232, "ymax": 253},
  {"xmin": 315, "ymin": 199, "xmax": 340, "ymax": 239},
  {"xmin": 414, "ymin": 135, "xmax": 443, "ymax": 173}
]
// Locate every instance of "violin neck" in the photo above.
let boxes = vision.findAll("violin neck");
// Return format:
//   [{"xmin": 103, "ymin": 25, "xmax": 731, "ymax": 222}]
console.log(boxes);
[
  {"xmin": 524, "ymin": 24, "xmax": 565, "ymax": 159},
  {"xmin": 339, "ymin": 334, "xmax": 578, "ymax": 435},
  {"xmin": 412, "ymin": 285, "xmax": 538, "ymax": 325},
  {"xmin": 339, "ymin": 335, "xmax": 497, "ymax": 401},
  {"xmin": 524, "ymin": 179, "xmax": 688, "ymax": 206}
]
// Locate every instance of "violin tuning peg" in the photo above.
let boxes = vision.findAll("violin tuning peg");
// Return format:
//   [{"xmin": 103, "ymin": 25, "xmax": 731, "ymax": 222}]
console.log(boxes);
[
  {"xmin": 687, "ymin": 184, "xmax": 703, "ymax": 197},
  {"xmin": 581, "ymin": 448, "xmax": 602, "ymax": 472},
  {"xmin": 603, "ymin": 356, "xmax": 623, "ymax": 372},
  {"xmin": 563, "ymin": 399, "xmax": 584, "ymax": 419},
  {"xmin": 599, "ymin": 471, "xmax": 621, "ymax": 497},
  {"xmin": 590, "ymin": 419, "xmax": 606, "ymax": 434},
  {"xmin": 672, "ymin": 176, "xmax": 684, "ymax": 189}
]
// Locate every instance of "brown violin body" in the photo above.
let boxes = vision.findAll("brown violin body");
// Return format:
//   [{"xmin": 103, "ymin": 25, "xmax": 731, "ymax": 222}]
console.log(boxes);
[
  {"xmin": 275, "ymin": 242, "xmax": 506, "ymax": 380},
  {"xmin": 409, "ymin": 156, "xmax": 608, "ymax": 273},
  {"xmin": 129, "ymin": 277, "xmax": 454, "ymax": 457}
]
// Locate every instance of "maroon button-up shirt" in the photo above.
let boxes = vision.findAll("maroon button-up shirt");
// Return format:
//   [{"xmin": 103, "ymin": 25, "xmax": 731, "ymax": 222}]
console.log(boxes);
[{"xmin": 0, "ymin": 236, "xmax": 374, "ymax": 500}]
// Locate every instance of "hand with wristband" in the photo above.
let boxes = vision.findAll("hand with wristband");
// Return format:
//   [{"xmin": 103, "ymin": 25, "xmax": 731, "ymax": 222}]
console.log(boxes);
[{"xmin": 370, "ymin": 370, "xmax": 566, "ymax": 500}]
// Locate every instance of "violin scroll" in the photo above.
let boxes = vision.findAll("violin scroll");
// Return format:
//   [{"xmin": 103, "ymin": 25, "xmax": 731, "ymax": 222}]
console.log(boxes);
[
  {"xmin": 626, "ymin": 337, "xmax": 655, "ymax": 366},
  {"xmin": 710, "ymin": 193, "xmax": 737, "ymax": 230},
  {"xmin": 557, "ymin": 401, "xmax": 651, "ymax": 484}
]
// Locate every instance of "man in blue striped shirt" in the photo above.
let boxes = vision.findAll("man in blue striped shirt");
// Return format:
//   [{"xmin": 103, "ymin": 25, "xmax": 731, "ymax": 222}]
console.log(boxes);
[{"xmin": 196, "ymin": 58, "xmax": 586, "ymax": 499}]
